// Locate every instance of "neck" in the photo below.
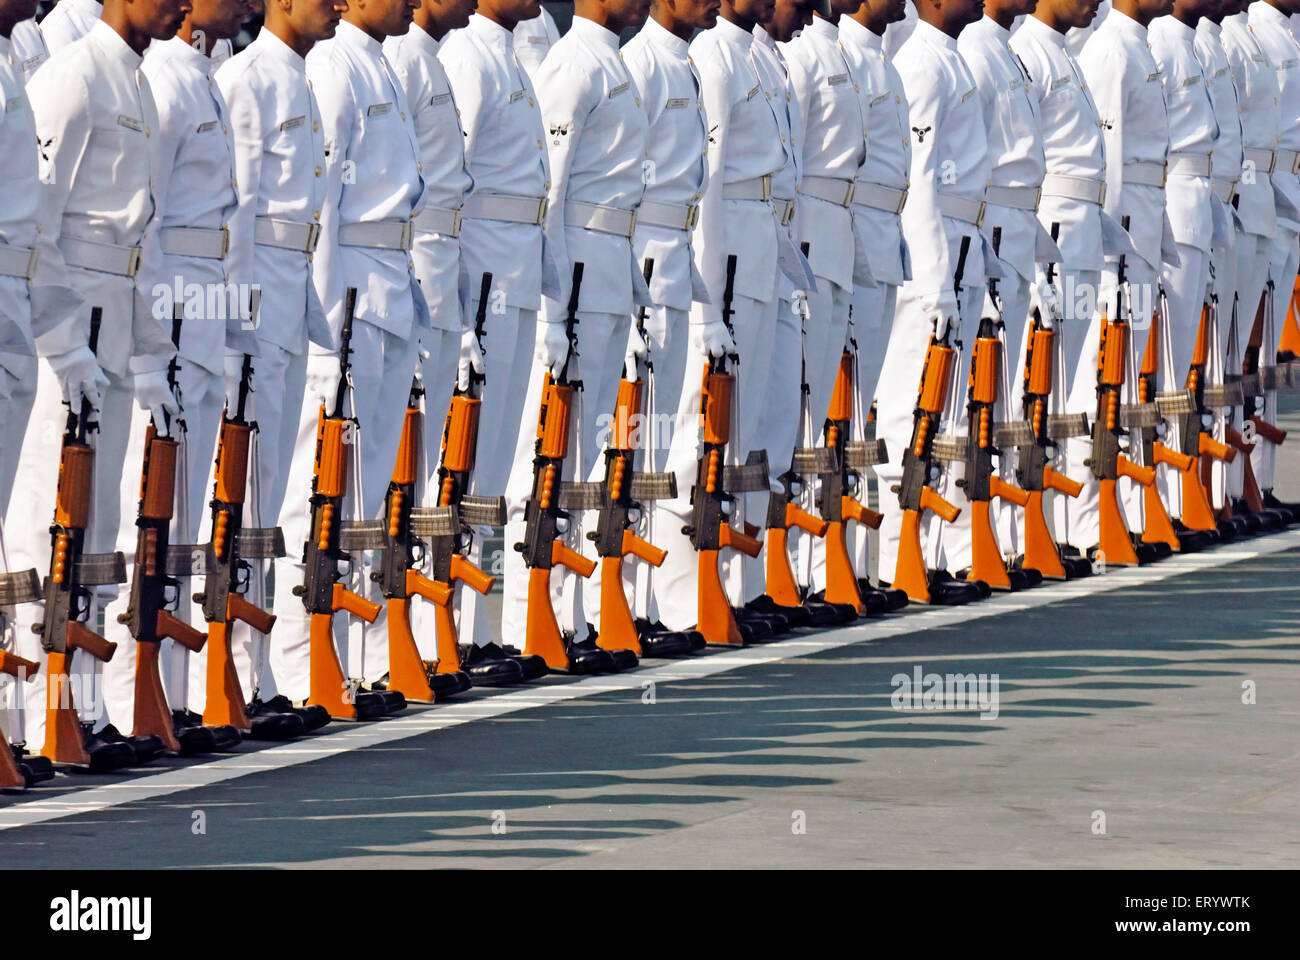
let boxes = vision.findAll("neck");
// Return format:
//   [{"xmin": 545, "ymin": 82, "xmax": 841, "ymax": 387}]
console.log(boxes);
[
  {"xmin": 985, "ymin": 6, "xmax": 1017, "ymax": 29},
  {"xmin": 481, "ymin": 8, "xmax": 521, "ymax": 31},
  {"xmin": 266, "ymin": 14, "xmax": 316, "ymax": 57},
  {"xmin": 653, "ymin": 5, "xmax": 695, "ymax": 39},
  {"xmin": 816, "ymin": 10, "xmax": 835, "ymax": 25},
  {"xmin": 853, "ymin": 4, "xmax": 890, "ymax": 35},
  {"xmin": 1113, "ymin": 0, "xmax": 1150, "ymax": 26},
  {"xmin": 1173, "ymin": 7, "xmax": 1199, "ymax": 25},
  {"xmin": 722, "ymin": 6, "xmax": 758, "ymax": 32},
  {"xmin": 343, "ymin": 11, "xmax": 386, "ymax": 42},
  {"xmin": 575, "ymin": 3, "xmax": 618, "ymax": 30},
  {"xmin": 918, "ymin": 5, "xmax": 964, "ymax": 37},
  {"xmin": 413, "ymin": 8, "xmax": 448, "ymax": 40},
  {"xmin": 100, "ymin": 3, "xmax": 154, "ymax": 54},
  {"xmin": 1032, "ymin": 6, "xmax": 1071, "ymax": 33},
  {"xmin": 0, "ymin": 20, "xmax": 13, "ymax": 39}
]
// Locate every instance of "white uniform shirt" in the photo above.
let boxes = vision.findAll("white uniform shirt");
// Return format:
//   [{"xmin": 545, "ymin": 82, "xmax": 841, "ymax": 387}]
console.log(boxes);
[
  {"xmin": 1249, "ymin": 1, "xmax": 1300, "ymax": 232},
  {"xmin": 11, "ymin": 18, "xmax": 48, "ymax": 84},
  {"xmin": 28, "ymin": 20, "xmax": 169, "ymax": 376},
  {"xmin": 216, "ymin": 29, "xmax": 331, "ymax": 356},
  {"xmin": 513, "ymin": 5, "xmax": 560, "ymax": 82},
  {"xmin": 622, "ymin": 15, "xmax": 710, "ymax": 312},
  {"xmin": 960, "ymin": 15, "xmax": 1049, "ymax": 284},
  {"xmin": 307, "ymin": 20, "xmax": 427, "ymax": 344},
  {"xmin": 140, "ymin": 36, "xmax": 254, "ymax": 373},
  {"xmin": 689, "ymin": 16, "xmax": 790, "ymax": 311},
  {"xmin": 0, "ymin": 33, "xmax": 40, "ymax": 369},
  {"xmin": 39, "ymin": 0, "xmax": 100, "ymax": 54},
  {"xmin": 894, "ymin": 19, "xmax": 991, "ymax": 299},
  {"xmin": 1149, "ymin": 15, "xmax": 1217, "ymax": 253},
  {"xmin": 1194, "ymin": 17, "xmax": 1244, "ymax": 254},
  {"xmin": 534, "ymin": 15, "xmax": 649, "ymax": 316},
  {"xmin": 752, "ymin": 25, "xmax": 800, "ymax": 205},
  {"xmin": 1221, "ymin": 11, "xmax": 1278, "ymax": 239},
  {"xmin": 386, "ymin": 24, "xmax": 473, "ymax": 332},
  {"xmin": 1010, "ymin": 16, "xmax": 1109, "ymax": 270},
  {"xmin": 440, "ymin": 14, "xmax": 554, "ymax": 312},
  {"xmin": 785, "ymin": 14, "xmax": 867, "ymax": 292},
  {"xmin": 884, "ymin": 1, "xmax": 917, "ymax": 59},
  {"xmin": 1078, "ymin": 9, "xmax": 1170, "ymax": 271},
  {"xmin": 839, "ymin": 15, "xmax": 911, "ymax": 287}
]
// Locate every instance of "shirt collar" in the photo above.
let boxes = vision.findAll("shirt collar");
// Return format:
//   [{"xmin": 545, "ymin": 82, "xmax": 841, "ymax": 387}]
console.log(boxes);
[
  {"xmin": 1023, "ymin": 14, "xmax": 1068, "ymax": 48},
  {"xmin": 0, "ymin": 35, "xmax": 10, "ymax": 60},
  {"xmin": 806, "ymin": 14, "xmax": 838, "ymax": 41},
  {"xmin": 1110, "ymin": 7, "xmax": 1148, "ymax": 40},
  {"xmin": 713, "ymin": 15, "xmax": 755, "ymax": 48},
  {"xmin": 753, "ymin": 23, "xmax": 778, "ymax": 49},
  {"xmin": 569, "ymin": 15, "xmax": 620, "ymax": 51},
  {"xmin": 407, "ymin": 20, "xmax": 442, "ymax": 56},
  {"xmin": 840, "ymin": 15, "xmax": 884, "ymax": 52},
  {"xmin": 1251, "ymin": 2, "xmax": 1289, "ymax": 30},
  {"xmin": 470, "ymin": 12, "xmax": 515, "ymax": 50},
  {"xmin": 1156, "ymin": 14, "xmax": 1197, "ymax": 42},
  {"xmin": 1197, "ymin": 17, "xmax": 1222, "ymax": 40},
  {"xmin": 90, "ymin": 19, "xmax": 143, "ymax": 70},
  {"xmin": 643, "ymin": 14, "xmax": 689, "ymax": 56},
  {"xmin": 252, "ymin": 26, "xmax": 308, "ymax": 72},
  {"xmin": 336, "ymin": 18, "xmax": 383, "ymax": 56},
  {"xmin": 980, "ymin": 14, "xmax": 1012, "ymax": 42},
  {"xmin": 153, "ymin": 34, "xmax": 217, "ymax": 73},
  {"xmin": 913, "ymin": 18, "xmax": 957, "ymax": 50}
]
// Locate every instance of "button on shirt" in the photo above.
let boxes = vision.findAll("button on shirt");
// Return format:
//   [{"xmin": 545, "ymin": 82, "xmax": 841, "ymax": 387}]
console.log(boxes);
[
  {"xmin": 11, "ymin": 18, "xmax": 49, "ymax": 85},
  {"xmin": 1149, "ymin": 15, "xmax": 1217, "ymax": 253},
  {"xmin": 534, "ymin": 15, "xmax": 650, "ymax": 316},
  {"xmin": 1248, "ymin": 1, "xmax": 1300, "ymax": 232},
  {"xmin": 1010, "ymin": 16, "xmax": 1108, "ymax": 270},
  {"xmin": 440, "ymin": 14, "xmax": 555, "ymax": 311},
  {"xmin": 839, "ymin": 15, "xmax": 911, "ymax": 287},
  {"xmin": 622, "ymin": 15, "xmax": 710, "ymax": 313},
  {"xmin": 28, "ymin": 20, "xmax": 169, "ymax": 378},
  {"xmin": 1078, "ymin": 9, "xmax": 1171, "ymax": 272},
  {"xmin": 141, "ymin": 36, "xmax": 254, "ymax": 374},
  {"xmin": 386, "ymin": 24, "xmax": 473, "ymax": 333},
  {"xmin": 894, "ymin": 19, "xmax": 991, "ymax": 299},
  {"xmin": 689, "ymin": 16, "xmax": 789, "ymax": 310},
  {"xmin": 960, "ymin": 15, "xmax": 1049, "ymax": 284},
  {"xmin": 307, "ymin": 20, "xmax": 427, "ymax": 344},
  {"xmin": 1221, "ymin": 11, "xmax": 1278, "ymax": 238},
  {"xmin": 216, "ymin": 28, "xmax": 331, "ymax": 356},
  {"xmin": 785, "ymin": 14, "xmax": 867, "ymax": 292}
]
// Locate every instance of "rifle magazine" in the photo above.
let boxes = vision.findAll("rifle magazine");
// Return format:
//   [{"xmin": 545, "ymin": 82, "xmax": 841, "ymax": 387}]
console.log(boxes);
[
  {"xmin": 1154, "ymin": 390, "xmax": 1196, "ymax": 416},
  {"xmin": 844, "ymin": 439, "xmax": 889, "ymax": 469},
  {"xmin": 558, "ymin": 481, "xmax": 605, "ymax": 511},
  {"xmin": 722, "ymin": 450, "xmax": 770, "ymax": 492},
  {"xmin": 165, "ymin": 544, "xmax": 209, "ymax": 577},
  {"xmin": 1119, "ymin": 403, "xmax": 1161, "ymax": 429},
  {"xmin": 993, "ymin": 421, "xmax": 1035, "ymax": 449},
  {"xmin": 234, "ymin": 526, "xmax": 287, "ymax": 559},
  {"xmin": 0, "ymin": 568, "xmax": 41, "ymax": 605},
  {"xmin": 410, "ymin": 506, "xmax": 459, "ymax": 537},
  {"xmin": 457, "ymin": 495, "xmax": 507, "ymax": 527},
  {"xmin": 73, "ymin": 551, "xmax": 128, "ymax": 586},
  {"xmin": 338, "ymin": 519, "xmax": 387, "ymax": 551},
  {"xmin": 1045, "ymin": 412, "xmax": 1090, "ymax": 439},
  {"xmin": 628, "ymin": 471, "xmax": 677, "ymax": 500},
  {"xmin": 930, "ymin": 436, "xmax": 967, "ymax": 462},
  {"xmin": 792, "ymin": 446, "xmax": 838, "ymax": 475},
  {"xmin": 1202, "ymin": 384, "xmax": 1240, "ymax": 408}
]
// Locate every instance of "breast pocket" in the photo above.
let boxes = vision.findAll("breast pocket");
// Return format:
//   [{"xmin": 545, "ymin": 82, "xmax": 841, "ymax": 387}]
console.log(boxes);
[
  {"xmin": 86, "ymin": 123, "xmax": 139, "ymax": 190},
  {"xmin": 998, "ymin": 84, "xmax": 1037, "ymax": 145}
]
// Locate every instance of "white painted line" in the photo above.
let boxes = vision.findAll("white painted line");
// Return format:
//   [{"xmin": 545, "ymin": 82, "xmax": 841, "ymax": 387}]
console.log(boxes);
[{"xmin": 1, "ymin": 528, "xmax": 1296, "ymax": 831}]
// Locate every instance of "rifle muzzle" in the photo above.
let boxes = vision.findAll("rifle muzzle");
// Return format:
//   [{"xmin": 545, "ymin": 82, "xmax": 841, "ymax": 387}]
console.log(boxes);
[
  {"xmin": 620, "ymin": 529, "xmax": 667, "ymax": 567},
  {"xmin": 331, "ymin": 582, "xmax": 382, "ymax": 623},
  {"xmin": 157, "ymin": 610, "xmax": 208, "ymax": 653},
  {"xmin": 0, "ymin": 650, "xmax": 39, "ymax": 680}
]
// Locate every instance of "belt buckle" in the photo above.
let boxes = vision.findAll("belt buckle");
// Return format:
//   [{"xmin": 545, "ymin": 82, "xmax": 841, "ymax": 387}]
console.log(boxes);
[
  {"xmin": 1266, "ymin": 151, "xmax": 1277, "ymax": 174},
  {"xmin": 125, "ymin": 245, "xmax": 142, "ymax": 278},
  {"xmin": 1097, "ymin": 182, "xmax": 1107, "ymax": 207},
  {"xmin": 685, "ymin": 203, "xmax": 700, "ymax": 231},
  {"xmin": 400, "ymin": 219, "xmax": 414, "ymax": 250},
  {"xmin": 625, "ymin": 208, "xmax": 638, "ymax": 237},
  {"xmin": 975, "ymin": 200, "xmax": 986, "ymax": 229},
  {"xmin": 536, "ymin": 197, "xmax": 549, "ymax": 225},
  {"xmin": 782, "ymin": 200, "xmax": 796, "ymax": 226},
  {"xmin": 895, "ymin": 187, "xmax": 908, "ymax": 214},
  {"xmin": 450, "ymin": 207, "xmax": 463, "ymax": 238},
  {"xmin": 305, "ymin": 222, "xmax": 322, "ymax": 253},
  {"xmin": 218, "ymin": 225, "xmax": 231, "ymax": 260},
  {"xmin": 24, "ymin": 247, "xmax": 39, "ymax": 282},
  {"xmin": 1292, "ymin": 154, "xmax": 1300, "ymax": 176},
  {"xmin": 842, "ymin": 181, "xmax": 856, "ymax": 207},
  {"xmin": 1031, "ymin": 186, "xmax": 1042, "ymax": 212},
  {"xmin": 760, "ymin": 175, "xmax": 772, "ymax": 202},
  {"xmin": 1160, "ymin": 163, "xmax": 1168, "ymax": 188}
]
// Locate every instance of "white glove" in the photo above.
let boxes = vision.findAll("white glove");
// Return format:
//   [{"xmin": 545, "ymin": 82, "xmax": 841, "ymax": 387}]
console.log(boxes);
[
  {"xmin": 931, "ymin": 289, "xmax": 960, "ymax": 341},
  {"xmin": 535, "ymin": 320, "xmax": 569, "ymax": 373},
  {"xmin": 48, "ymin": 345, "xmax": 108, "ymax": 414},
  {"xmin": 458, "ymin": 328, "xmax": 485, "ymax": 391},
  {"xmin": 1033, "ymin": 271, "xmax": 1062, "ymax": 321},
  {"xmin": 692, "ymin": 317, "xmax": 735, "ymax": 358},
  {"xmin": 134, "ymin": 368, "xmax": 180, "ymax": 431},
  {"xmin": 623, "ymin": 323, "xmax": 649, "ymax": 379},
  {"xmin": 224, "ymin": 353, "xmax": 245, "ymax": 413}
]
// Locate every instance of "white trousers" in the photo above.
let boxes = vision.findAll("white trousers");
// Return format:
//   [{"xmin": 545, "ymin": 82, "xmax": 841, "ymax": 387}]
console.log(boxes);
[
  {"xmin": 270, "ymin": 321, "xmax": 420, "ymax": 700},
  {"xmin": 1256, "ymin": 228, "xmax": 1300, "ymax": 491},
  {"xmin": 1228, "ymin": 231, "xmax": 1273, "ymax": 500},
  {"xmin": 1157, "ymin": 242, "xmax": 1212, "ymax": 518},
  {"xmin": 0, "ymin": 353, "xmax": 36, "ymax": 519}
]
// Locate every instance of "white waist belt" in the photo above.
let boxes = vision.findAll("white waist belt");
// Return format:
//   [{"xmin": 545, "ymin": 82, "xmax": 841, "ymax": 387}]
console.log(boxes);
[
  {"xmin": 853, "ymin": 181, "xmax": 908, "ymax": 214},
  {"xmin": 1124, "ymin": 160, "xmax": 1167, "ymax": 188},
  {"xmin": 775, "ymin": 198, "xmax": 796, "ymax": 226},
  {"xmin": 1243, "ymin": 148, "xmax": 1276, "ymax": 174},
  {"xmin": 161, "ymin": 225, "xmax": 229, "ymax": 260},
  {"xmin": 1040, "ymin": 173, "xmax": 1106, "ymax": 206},
  {"xmin": 1167, "ymin": 152, "xmax": 1212, "ymax": 179},
  {"xmin": 413, "ymin": 204, "xmax": 462, "ymax": 238},
  {"xmin": 463, "ymin": 193, "xmax": 548, "ymax": 226},
  {"xmin": 937, "ymin": 193, "xmax": 986, "ymax": 227},
  {"xmin": 1278, "ymin": 149, "xmax": 1300, "ymax": 175},
  {"xmin": 61, "ymin": 236, "xmax": 142, "ymax": 278},
  {"xmin": 800, "ymin": 175, "xmax": 855, "ymax": 207},
  {"xmin": 723, "ymin": 175, "xmax": 773, "ymax": 202},
  {"xmin": 338, "ymin": 219, "xmax": 413, "ymax": 251},
  {"xmin": 1212, "ymin": 178, "xmax": 1238, "ymax": 203},
  {"xmin": 636, "ymin": 199, "xmax": 699, "ymax": 231},
  {"xmin": 0, "ymin": 242, "xmax": 38, "ymax": 281},
  {"xmin": 984, "ymin": 184, "xmax": 1041, "ymax": 212},
  {"xmin": 564, "ymin": 200, "xmax": 636, "ymax": 238},
  {"xmin": 255, "ymin": 216, "xmax": 320, "ymax": 253}
]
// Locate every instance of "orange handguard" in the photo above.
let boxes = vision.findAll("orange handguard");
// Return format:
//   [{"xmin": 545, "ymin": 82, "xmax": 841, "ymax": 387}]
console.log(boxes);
[{"xmin": 918, "ymin": 343, "xmax": 955, "ymax": 413}]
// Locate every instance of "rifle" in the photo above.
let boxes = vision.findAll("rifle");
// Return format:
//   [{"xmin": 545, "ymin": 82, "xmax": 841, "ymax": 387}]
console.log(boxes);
[
  {"xmin": 426, "ymin": 274, "xmax": 528, "ymax": 685},
  {"xmin": 1084, "ymin": 218, "xmax": 1158, "ymax": 565},
  {"xmin": 32, "ymin": 309, "xmax": 128, "ymax": 766},
  {"xmin": 1279, "ymin": 272, "xmax": 1300, "ymax": 362},
  {"xmin": 291, "ymin": 287, "xmax": 388, "ymax": 719},
  {"xmin": 194, "ymin": 353, "xmax": 286, "ymax": 733},
  {"xmin": 117, "ymin": 314, "xmax": 210, "ymax": 754},
  {"xmin": 515, "ymin": 263, "xmax": 609, "ymax": 674},
  {"xmin": 586, "ymin": 258, "xmax": 686, "ymax": 656},
  {"xmin": 1240, "ymin": 279, "xmax": 1288, "ymax": 494},
  {"xmin": 1175, "ymin": 294, "xmax": 1237, "ymax": 533},
  {"xmin": 685, "ymin": 255, "xmax": 766, "ymax": 645},
  {"xmin": 890, "ymin": 238, "xmax": 967, "ymax": 603},
  {"xmin": 0, "ymin": 532, "xmax": 41, "ymax": 787},
  {"xmin": 1016, "ymin": 224, "xmax": 1088, "ymax": 579}
]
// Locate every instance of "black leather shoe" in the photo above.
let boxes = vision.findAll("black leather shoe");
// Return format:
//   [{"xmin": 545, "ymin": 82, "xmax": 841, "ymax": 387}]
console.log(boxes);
[
  {"xmin": 859, "ymin": 580, "xmax": 909, "ymax": 611},
  {"xmin": 806, "ymin": 589, "xmax": 868, "ymax": 621},
  {"xmin": 635, "ymin": 619, "xmax": 707, "ymax": 653},
  {"xmin": 734, "ymin": 615, "xmax": 774, "ymax": 643},
  {"xmin": 13, "ymin": 747, "xmax": 54, "ymax": 786},
  {"xmin": 244, "ymin": 698, "xmax": 310, "ymax": 738},
  {"xmin": 564, "ymin": 636, "xmax": 617, "ymax": 674},
  {"xmin": 1215, "ymin": 516, "xmax": 1244, "ymax": 540},
  {"xmin": 429, "ymin": 671, "xmax": 473, "ymax": 698},
  {"xmin": 172, "ymin": 709, "xmax": 241, "ymax": 752},
  {"xmin": 735, "ymin": 607, "xmax": 790, "ymax": 636},
  {"xmin": 747, "ymin": 595, "xmax": 812, "ymax": 628},
  {"xmin": 493, "ymin": 643, "xmax": 551, "ymax": 681},
  {"xmin": 76, "ymin": 726, "xmax": 136, "ymax": 773},
  {"xmin": 1006, "ymin": 567, "xmax": 1043, "ymax": 590},
  {"xmin": 174, "ymin": 723, "xmax": 216, "ymax": 757},
  {"xmin": 459, "ymin": 643, "xmax": 529, "ymax": 685},
  {"xmin": 1132, "ymin": 542, "xmax": 1166, "ymax": 564},
  {"xmin": 263, "ymin": 695, "xmax": 330, "ymax": 733},
  {"xmin": 95, "ymin": 724, "xmax": 164, "ymax": 766},
  {"xmin": 1171, "ymin": 526, "xmax": 1215, "ymax": 553},
  {"xmin": 1234, "ymin": 500, "xmax": 1286, "ymax": 530},
  {"xmin": 631, "ymin": 622, "xmax": 698, "ymax": 657},
  {"xmin": 1262, "ymin": 492, "xmax": 1299, "ymax": 523},
  {"xmin": 1231, "ymin": 511, "xmax": 1263, "ymax": 535},
  {"xmin": 1061, "ymin": 555, "xmax": 1094, "ymax": 579},
  {"xmin": 929, "ymin": 570, "xmax": 985, "ymax": 605}
]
